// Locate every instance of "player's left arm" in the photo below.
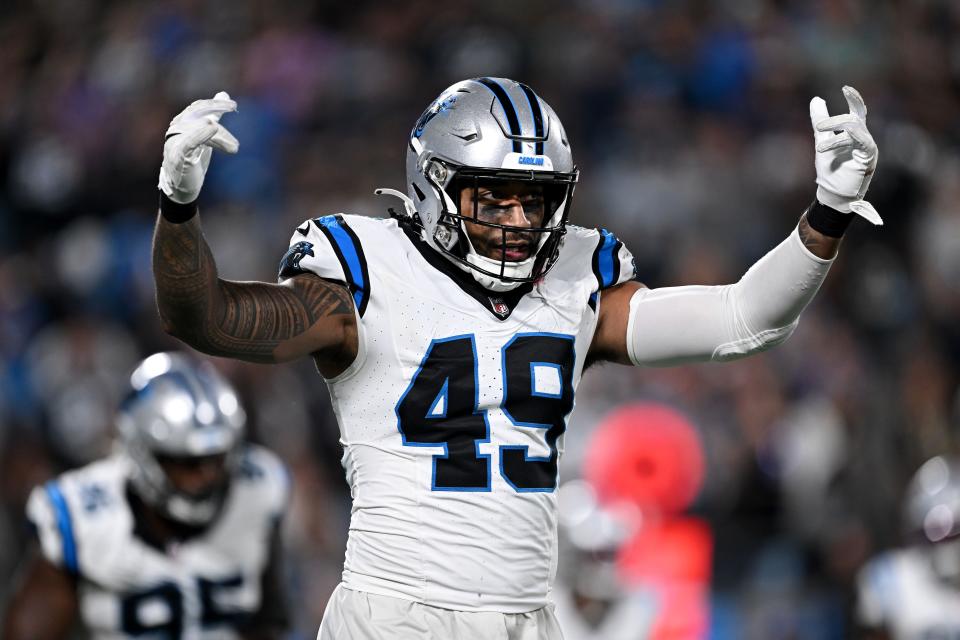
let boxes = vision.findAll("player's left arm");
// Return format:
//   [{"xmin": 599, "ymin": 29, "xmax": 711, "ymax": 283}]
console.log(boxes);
[
  {"xmin": 1, "ymin": 544, "xmax": 78, "ymax": 640},
  {"xmin": 590, "ymin": 86, "xmax": 880, "ymax": 366},
  {"xmin": 590, "ymin": 215, "xmax": 841, "ymax": 365}
]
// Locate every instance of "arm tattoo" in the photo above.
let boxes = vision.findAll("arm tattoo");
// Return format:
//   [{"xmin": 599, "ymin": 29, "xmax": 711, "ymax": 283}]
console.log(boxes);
[
  {"xmin": 153, "ymin": 215, "xmax": 353, "ymax": 363},
  {"xmin": 797, "ymin": 213, "xmax": 841, "ymax": 260}
]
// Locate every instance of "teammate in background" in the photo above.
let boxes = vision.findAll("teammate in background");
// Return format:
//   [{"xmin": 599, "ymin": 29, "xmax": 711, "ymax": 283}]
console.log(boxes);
[
  {"xmin": 554, "ymin": 403, "xmax": 711, "ymax": 639},
  {"xmin": 554, "ymin": 479, "xmax": 656, "ymax": 639},
  {"xmin": 1, "ymin": 352, "xmax": 290, "ymax": 640},
  {"xmin": 855, "ymin": 456, "xmax": 960, "ymax": 640},
  {"xmin": 151, "ymin": 78, "xmax": 880, "ymax": 638}
]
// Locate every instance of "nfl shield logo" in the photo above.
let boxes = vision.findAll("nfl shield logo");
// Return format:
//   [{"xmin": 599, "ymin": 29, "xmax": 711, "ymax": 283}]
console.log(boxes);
[{"xmin": 490, "ymin": 298, "xmax": 509, "ymax": 318}]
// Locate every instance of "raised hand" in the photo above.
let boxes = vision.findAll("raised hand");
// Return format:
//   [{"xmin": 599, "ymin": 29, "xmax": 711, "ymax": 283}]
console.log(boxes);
[
  {"xmin": 158, "ymin": 91, "xmax": 239, "ymax": 205},
  {"xmin": 809, "ymin": 86, "xmax": 882, "ymax": 225}
]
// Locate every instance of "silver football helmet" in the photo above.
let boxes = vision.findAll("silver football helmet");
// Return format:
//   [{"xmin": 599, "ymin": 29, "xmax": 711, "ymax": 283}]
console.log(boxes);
[
  {"xmin": 116, "ymin": 352, "xmax": 246, "ymax": 526},
  {"xmin": 557, "ymin": 479, "xmax": 637, "ymax": 601},
  {"xmin": 904, "ymin": 456, "xmax": 960, "ymax": 584},
  {"xmin": 383, "ymin": 77, "xmax": 578, "ymax": 292}
]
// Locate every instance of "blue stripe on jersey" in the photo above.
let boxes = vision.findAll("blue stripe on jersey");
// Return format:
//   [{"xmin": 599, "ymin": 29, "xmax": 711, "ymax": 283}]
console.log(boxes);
[
  {"xmin": 597, "ymin": 229, "xmax": 619, "ymax": 288},
  {"xmin": 44, "ymin": 481, "xmax": 78, "ymax": 575},
  {"xmin": 313, "ymin": 215, "xmax": 370, "ymax": 316}
]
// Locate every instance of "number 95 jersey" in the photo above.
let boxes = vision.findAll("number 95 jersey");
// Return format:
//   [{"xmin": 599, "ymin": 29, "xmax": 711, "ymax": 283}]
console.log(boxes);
[
  {"xmin": 25, "ymin": 446, "xmax": 289, "ymax": 640},
  {"xmin": 280, "ymin": 214, "xmax": 635, "ymax": 613}
]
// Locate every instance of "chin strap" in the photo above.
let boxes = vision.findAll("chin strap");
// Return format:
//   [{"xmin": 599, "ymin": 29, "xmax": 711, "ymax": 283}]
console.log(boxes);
[{"xmin": 374, "ymin": 188, "xmax": 418, "ymax": 219}]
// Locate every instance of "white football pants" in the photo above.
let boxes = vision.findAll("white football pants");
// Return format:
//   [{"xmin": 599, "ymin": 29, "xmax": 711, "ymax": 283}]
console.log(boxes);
[{"xmin": 317, "ymin": 584, "xmax": 564, "ymax": 640}]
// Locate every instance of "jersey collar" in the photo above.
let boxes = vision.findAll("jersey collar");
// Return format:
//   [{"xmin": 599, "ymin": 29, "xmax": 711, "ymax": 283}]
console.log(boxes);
[{"xmin": 400, "ymin": 223, "xmax": 534, "ymax": 321}]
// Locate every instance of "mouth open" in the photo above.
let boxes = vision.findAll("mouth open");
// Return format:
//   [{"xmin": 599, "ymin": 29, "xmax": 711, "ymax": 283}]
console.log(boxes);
[{"xmin": 501, "ymin": 243, "xmax": 532, "ymax": 261}]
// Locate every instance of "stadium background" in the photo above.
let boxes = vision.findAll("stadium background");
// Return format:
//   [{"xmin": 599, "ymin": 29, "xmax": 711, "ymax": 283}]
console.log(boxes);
[{"xmin": 1, "ymin": 0, "xmax": 958, "ymax": 637}]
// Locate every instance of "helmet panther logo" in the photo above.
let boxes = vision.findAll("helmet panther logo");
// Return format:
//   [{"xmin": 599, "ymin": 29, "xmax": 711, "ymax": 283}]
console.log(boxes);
[{"xmin": 412, "ymin": 93, "xmax": 458, "ymax": 139}]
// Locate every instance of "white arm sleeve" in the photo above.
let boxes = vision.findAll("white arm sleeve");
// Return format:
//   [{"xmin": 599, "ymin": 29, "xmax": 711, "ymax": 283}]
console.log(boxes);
[{"xmin": 626, "ymin": 227, "xmax": 833, "ymax": 366}]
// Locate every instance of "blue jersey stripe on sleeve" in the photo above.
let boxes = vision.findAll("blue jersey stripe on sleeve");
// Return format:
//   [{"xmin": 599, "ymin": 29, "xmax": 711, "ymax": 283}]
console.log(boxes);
[
  {"xmin": 44, "ymin": 481, "xmax": 78, "ymax": 575},
  {"xmin": 313, "ymin": 215, "xmax": 370, "ymax": 316},
  {"xmin": 592, "ymin": 228, "xmax": 623, "ymax": 289}
]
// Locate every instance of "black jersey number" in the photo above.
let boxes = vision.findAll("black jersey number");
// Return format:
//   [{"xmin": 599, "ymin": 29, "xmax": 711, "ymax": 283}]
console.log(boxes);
[
  {"xmin": 395, "ymin": 335, "xmax": 491, "ymax": 491},
  {"xmin": 120, "ymin": 574, "xmax": 246, "ymax": 638},
  {"xmin": 396, "ymin": 333, "xmax": 575, "ymax": 492}
]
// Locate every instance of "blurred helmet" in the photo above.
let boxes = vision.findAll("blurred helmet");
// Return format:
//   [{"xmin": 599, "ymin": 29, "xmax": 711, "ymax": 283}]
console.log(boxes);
[
  {"xmin": 557, "ymin": 479, "xmax": 638, "ymax": 600},
  {"xmin": 905, "ymin": 456, "xmax": 960, "ymax": 544},
  {"xmin": 904, "ymin": 456, "xmax": 960, "ymax": 586},
  {"xmin": 402, "ymin": 77, "xmax": 578, "ymax": 292},
  {"xmin": 116, "ymin": 352, "xmax": 246, "ymax": 526}
]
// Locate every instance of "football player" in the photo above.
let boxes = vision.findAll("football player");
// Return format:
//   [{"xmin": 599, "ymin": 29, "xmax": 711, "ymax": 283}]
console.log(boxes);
[
  {"xmin": 150, "ymin": 78, "xmax": 880, "ymax": 638},
  {"xmin": 554, "ymin": 479, "xmax": 656, "ymax": 640},
  {"xmin": 2, "ymin": 352, "xmax": 290, "ymax": 640},
  {"xmin": 553, "ymin": 404, "xmax": 711, "ymax": 640},
  {"xmin": 855, "ymin": 456, "xmax": 960, "ymax": 640}
]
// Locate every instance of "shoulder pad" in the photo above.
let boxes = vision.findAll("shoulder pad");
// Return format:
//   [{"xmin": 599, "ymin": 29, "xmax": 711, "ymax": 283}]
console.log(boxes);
[
  {"xmin": 554, "ymin": 225, "xmax": 637, "ymax": 292},
  {"xmin": 26, "ymin": 482, "xmax": 77, "ymax": 574},
  {"xmin": 279, "ymin": 214, "xmax": 374, "ymax": 316},
  {"xmin": 25, "ymin": 458, "xmax": 129, "ymax": 576},
  {"xmin": 233, "ymin": 445, "xmax": 291, "ymax": 520}
]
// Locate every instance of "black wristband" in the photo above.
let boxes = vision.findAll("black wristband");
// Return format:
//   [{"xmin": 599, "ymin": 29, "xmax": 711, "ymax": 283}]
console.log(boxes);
[
  {"xmin": 805, "ymin": 199, "xmax": 853, "ymax": 238},
  {"xmin": 159, "ymin": 191, "xmax": 198, "ymax": 224}
]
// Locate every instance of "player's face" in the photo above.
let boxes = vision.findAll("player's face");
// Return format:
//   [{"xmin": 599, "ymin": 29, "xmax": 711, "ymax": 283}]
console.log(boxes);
[
  {"xmin": 156, "ymin": 453, "xmax": 229, "ymax": 500},
  {"xmin": 459, "ymin": 181, "xmax": 546, "ymax": 262}
]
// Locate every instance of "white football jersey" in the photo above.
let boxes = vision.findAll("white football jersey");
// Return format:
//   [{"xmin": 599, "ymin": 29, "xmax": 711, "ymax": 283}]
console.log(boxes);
[
  {"xmin": 26, "ymin": 445, "xmax": 289, "ymax": 640},
  {"xmin": 857, "ymin": 547, "xmax": 960, "ymax": 639},
  {"xmin": 279, "ymin": 214, "xmax": 635, "ymax": 612}
]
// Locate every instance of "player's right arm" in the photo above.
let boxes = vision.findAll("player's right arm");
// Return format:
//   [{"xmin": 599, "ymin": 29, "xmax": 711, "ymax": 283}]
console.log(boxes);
[
  {"xmin": 1, "ymin": 545, "xmax": 78, "ymax": 640},
  {"xmin": 152, "ymin": 93, "xmax": 357, "ymax": 371},
  {"xmin": 154, "ymin": 212, "xmax": 358, "ymax": 369}
]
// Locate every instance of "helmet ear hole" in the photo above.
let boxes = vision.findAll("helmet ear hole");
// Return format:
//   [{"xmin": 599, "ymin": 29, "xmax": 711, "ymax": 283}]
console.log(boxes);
[
  {"xmin": 433, "ymin": 224, "xmax": 457, "ymax": 251},
  {"xmin": 428, "ymin": 160, "xmax": 448, "ymax": 184}
]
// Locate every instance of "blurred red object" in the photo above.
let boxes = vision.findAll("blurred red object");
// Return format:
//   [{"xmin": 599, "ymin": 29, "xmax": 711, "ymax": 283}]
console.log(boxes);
[
  {"xmin": 620, "ymin": 518, "xmax": 713, "ymax": 639},
  {"xmin": 619, "ymin": 518, "xmax": 713, "ymax": 585},
  {"xmin": 585, "ymin": 402, "xmax": 705, "ymax": 515}
]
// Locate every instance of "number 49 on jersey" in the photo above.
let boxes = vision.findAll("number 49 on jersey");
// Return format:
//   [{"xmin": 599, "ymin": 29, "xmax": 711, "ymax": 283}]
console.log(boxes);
[{"xmin": 396, "ymin": 333, "xmax": 575, "ymax": 493}]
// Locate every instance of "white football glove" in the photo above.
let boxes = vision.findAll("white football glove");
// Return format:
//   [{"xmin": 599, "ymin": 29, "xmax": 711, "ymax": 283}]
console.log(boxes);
[
  {"xmin": 809, "ymin": 86, "xmax": 882, "ymax": 225},
  {"xmin": 158, "ymin": 91, "xmax": 239, "ymax": 205}
]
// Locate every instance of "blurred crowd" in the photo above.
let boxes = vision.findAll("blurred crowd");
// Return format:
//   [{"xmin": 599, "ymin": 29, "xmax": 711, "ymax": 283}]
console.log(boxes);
[{"xmin": 1, "ymin": 0, "xmax": 959, "ymax": 637}]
